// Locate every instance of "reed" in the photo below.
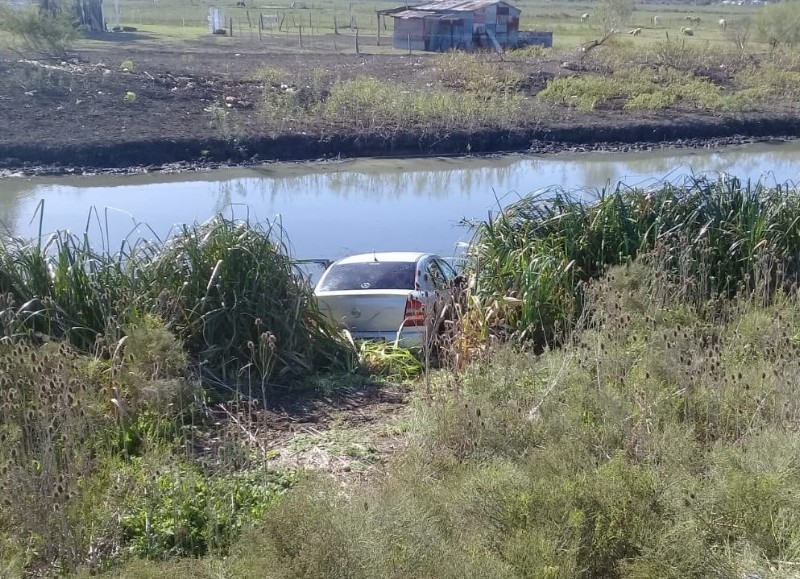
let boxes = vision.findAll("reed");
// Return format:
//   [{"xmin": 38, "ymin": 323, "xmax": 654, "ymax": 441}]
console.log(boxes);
[
  {"xmin": 466, "ymin": 175, "xmax": 800, "ymax": 344},
  {"xmin": 0, "ymin": 211, "xmax": 354, "ymax": 385}
]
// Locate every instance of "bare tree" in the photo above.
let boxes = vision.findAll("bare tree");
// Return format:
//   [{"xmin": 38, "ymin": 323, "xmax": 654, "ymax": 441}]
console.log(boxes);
[
  {"xmin": 725, "ymin": 19, "xmax": 751, "ymax": 55},
  {"xmin": 596, "ymin": 0, "xmax": 635, "ymax": 37},
  {"xmin": 579, "ymin": 0, "xmax": 635, "ymax": 59}
]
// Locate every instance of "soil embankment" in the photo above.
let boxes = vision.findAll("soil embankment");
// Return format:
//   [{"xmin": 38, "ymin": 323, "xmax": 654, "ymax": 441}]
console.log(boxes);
[{"xmin": 1, "ymin": 39, "xmax": 798, "ymax": 175}]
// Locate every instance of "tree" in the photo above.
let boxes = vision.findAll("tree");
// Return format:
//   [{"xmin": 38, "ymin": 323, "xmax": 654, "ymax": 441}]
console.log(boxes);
[
  {"xmin": 597, "ymin": 0, "xmax": 635, "ymax": 36},
  {"xmin": 578, "ymin": 0, "xmax": 635, "ymax": 58},
  {"xmin": 755, "ymin": 1, "xmax": 800, "ymax": 53}
]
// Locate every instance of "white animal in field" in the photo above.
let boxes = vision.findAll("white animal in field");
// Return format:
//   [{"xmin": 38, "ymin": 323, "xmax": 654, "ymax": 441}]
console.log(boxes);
[
  {"xmin": 685, "ymin": 15, "xmax": 701, "ymax": 24},
  {"xmin": 718, "ymin": 18, "xmax": 726, "ymax": 31},
  {"xmin": 651, "ymin": 15, "xmax": 661, "ymax": 26},
  {"xmin": 680, "ymin": 26, "xmax": 694, "ymax": 36},
  {"xmin": 580, "ymin": 12, "xmax": 590, "ymax": 23},
  {"xmin": 628, "ymin": 27, "xmax": 642, "ymax": 36}
]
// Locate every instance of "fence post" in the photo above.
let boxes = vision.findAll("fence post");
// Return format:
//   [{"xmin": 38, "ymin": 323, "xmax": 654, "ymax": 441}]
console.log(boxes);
[
  {"xmin": 229, "ymin": 17, "xmax": 233, "ymax": 36},
  {"xmin": 376, "ymin": 12, "xmax": 380, "ymax": 45},
  {"xmin": 355, "ymin": 26, "xmax": 360, "ymax": 54},
  {"xmin": 407, "ymin": 33, "xmax": 411, "ymax": 54}
]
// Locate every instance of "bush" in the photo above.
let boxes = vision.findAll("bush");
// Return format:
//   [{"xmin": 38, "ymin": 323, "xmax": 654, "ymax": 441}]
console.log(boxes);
[{"xmin": 0, "ymin": 4, "xmax": 79, "ymax": 56}]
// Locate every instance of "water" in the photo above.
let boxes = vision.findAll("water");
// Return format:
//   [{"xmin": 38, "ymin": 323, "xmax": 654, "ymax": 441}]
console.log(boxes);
[{"xmin": 1, "ymin": 141, "xmax": 799, "ymax": 261}]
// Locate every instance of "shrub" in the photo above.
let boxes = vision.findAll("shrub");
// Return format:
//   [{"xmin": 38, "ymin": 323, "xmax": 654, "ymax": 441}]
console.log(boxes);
[{"xmin": 0, "ymin": 3, "xmax": 79, "ymax": 56}]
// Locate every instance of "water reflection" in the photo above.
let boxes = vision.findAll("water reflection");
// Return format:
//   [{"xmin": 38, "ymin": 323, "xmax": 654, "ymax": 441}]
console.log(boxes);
[{"xmin": 0, "ymin": 142, "xmax": 798, "ymax": 259}]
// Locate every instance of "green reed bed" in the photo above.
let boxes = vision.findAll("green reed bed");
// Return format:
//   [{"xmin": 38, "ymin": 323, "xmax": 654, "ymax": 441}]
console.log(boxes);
[
  {"xmin": 0, "ymin": 214, "xmax": 353, "ymax": 385},
  {"xmin": 467, "ymin": 175, "xmax": 800, "ymax": 344}
]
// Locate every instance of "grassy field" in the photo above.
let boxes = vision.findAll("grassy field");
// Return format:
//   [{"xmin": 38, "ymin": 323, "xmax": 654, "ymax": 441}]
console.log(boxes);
[{"xmin": 98, "ymin": 0, "xmax": 762, "ymax": 51}]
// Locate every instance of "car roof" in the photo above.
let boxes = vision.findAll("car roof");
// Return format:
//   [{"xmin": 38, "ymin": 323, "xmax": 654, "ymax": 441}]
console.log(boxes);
[{"xmin": 333, "ymin": 252, "xmax": 433, "ymax": 265}]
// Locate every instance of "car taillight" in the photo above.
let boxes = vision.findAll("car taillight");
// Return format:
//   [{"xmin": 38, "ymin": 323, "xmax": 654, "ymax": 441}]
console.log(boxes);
[{"xmin": 404, "ymin": 296, "xmax": 425, "ymax": 327}]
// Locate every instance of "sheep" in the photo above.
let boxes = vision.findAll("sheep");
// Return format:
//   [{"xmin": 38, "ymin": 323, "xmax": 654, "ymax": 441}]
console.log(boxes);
[
  {"xmin": 628, "ymin": 27, "xmax": 642, "ymax": 36},
  {"xmin": 651, "ymin": 15, "xmax": 661, "ymax": 26},
  {"xmin": 580, "ymin": 12, "xmax": 590, "ymax": 23},
  {"xmin": 684, "ymin": 15, "xmax": 701, "ymax": 24},
  {"xmin": 680, "ymin": 26, "xmax": 694, "ymax": 36},
  {"xmin": 718, "ymin": 18, "xmax": 726, "ymax": 31}
]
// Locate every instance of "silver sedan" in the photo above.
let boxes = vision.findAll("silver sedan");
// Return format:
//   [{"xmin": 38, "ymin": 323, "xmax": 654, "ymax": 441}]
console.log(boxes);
[{"xmin": 313, "ymin": 251, "xmax": 461, "ymax": 348}]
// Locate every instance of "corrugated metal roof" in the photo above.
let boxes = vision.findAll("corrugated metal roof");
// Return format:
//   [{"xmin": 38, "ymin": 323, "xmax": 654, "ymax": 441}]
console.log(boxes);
[
  {"xmin": 412, "ymin": 0, "xmax": 513, "ymax": 12},
  {"xmin": 390, "ymin": 10, "xmax": 432, "ymax": 18},
  {"xmin": 390, "ymin": 9, "xmax": 464, "ymax": 18}
]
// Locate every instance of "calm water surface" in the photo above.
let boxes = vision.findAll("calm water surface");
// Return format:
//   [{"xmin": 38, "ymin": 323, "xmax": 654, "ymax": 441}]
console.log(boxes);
[{"xmin": 1, "ymin": 142, "xmax": 799, "ymax": 260}]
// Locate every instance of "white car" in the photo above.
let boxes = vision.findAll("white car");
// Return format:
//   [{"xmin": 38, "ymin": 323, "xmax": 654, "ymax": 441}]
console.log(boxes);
[{"xmin": 313, "ymin": 252, "xmax": 461, "ymax": 348}]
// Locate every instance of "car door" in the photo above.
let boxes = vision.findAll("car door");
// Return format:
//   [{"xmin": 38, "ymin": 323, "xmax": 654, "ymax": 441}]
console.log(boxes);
[{"xmin": 424, "ymin": 258, "xmax": 452, "ymax": 330}]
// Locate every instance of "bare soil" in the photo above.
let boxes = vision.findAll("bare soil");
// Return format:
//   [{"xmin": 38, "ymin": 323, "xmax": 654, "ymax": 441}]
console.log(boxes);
[
  {"xmin": 1, "ymin": 33, "xmax": 799, "ymax": 173},
  {"xmin": 199, "ymin": 382, "xmax": 412, "ymax": 482}
]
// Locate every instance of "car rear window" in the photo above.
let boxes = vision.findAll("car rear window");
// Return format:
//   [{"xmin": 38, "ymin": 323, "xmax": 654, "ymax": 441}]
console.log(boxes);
[{"xmin": 318, "ymin": 262, "xmax": 417, "ymax": 291}]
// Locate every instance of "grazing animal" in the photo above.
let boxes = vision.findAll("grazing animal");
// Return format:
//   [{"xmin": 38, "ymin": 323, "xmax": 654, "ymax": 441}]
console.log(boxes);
[
  {"xmin": 235, "ymin": 1, "xmax": 245, "ymax": 6},
  {"xmin": 685, "ymin": 15, "xmax": 701, "ymax": 24},
  {"xmin": 628, "ymin": 27, "xmax": 642, "ymax": 36},
  {"xmin": 718, "ymin": 18, "xmax": 726, "ymax": 31},
  {"xmin": 580, "ymin": 12, "xmax": 590, "ymax": 23},
  {"xmin": 651, "ymin": 15, "xmax": 661, "ymax": 26},
  {"xmin": 680, "ymin": 26, "xmax": 694, "ymax": 36}
]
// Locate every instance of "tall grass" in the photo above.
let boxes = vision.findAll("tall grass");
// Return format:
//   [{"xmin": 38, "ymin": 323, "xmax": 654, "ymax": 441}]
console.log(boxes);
[
  {"xmin": 0, "ymin": 214, "xmax": 354, "ymax": 385},
  {"xmin": 466, "ymin": 175, "xmax": 800, "ymax": 344},
  {"xmin": 100, "ymin": 263, "xmax": 800, "ymax": 578}
]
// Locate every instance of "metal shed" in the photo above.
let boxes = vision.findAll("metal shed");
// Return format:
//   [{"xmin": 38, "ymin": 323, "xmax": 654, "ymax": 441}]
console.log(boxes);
[{"xmin": 383, "ymin": 0, "xmax": 520, "ymax": 52}]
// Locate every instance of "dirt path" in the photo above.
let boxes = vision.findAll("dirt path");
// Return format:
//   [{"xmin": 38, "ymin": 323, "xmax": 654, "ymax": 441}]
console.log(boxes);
[{"xmin": 199, "ymin": 383, "xmax": 412, "ymax": 483}]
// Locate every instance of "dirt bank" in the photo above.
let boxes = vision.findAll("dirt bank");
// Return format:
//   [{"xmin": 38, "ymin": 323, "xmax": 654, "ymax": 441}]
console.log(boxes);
[{"xmin": 1, "ymin": 37, "xmax": 798, "ymax": 175}]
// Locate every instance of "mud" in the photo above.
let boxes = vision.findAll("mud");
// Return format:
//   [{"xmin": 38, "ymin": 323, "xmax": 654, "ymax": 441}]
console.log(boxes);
[{"xmin": 1, "ymin": 39, "xmax": 799, "ymax": 176}]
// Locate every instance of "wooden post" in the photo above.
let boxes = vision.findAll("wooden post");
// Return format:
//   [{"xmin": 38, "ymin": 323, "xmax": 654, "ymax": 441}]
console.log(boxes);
[
  {"xmin": 229, "ymin": 17, "xmax": 233, "ymax": 36},
  {"xmin": 376, "ymin": 12, "xmax": 380, "ymax": 45},
  {"xmin": 355, "ymin": 26, "xmax": 359, "ymax": 54},
  {"xmin": 246, "ymin": 10, "xmax": 251, "ymax": 28},
  {"xmin": 407, "ymin": 33, "xmax": 411, "ymax": 54},
  {"xmin": 334, "ymin": 15, "xmax": 338, "ymax": 34},
  {"xmin": 258, "ymin": 14, "xmax": 263, "ymax": 40},
  {"xmin": 299, "ymin": 25, "xmax": 303, "ymax": 48}
]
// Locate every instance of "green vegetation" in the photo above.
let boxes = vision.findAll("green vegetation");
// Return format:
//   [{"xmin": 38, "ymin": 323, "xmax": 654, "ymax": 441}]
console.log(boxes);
[
  {"xmin": 214, "ymin": 281, "xmax": 800, "ymax": 578},
  {"xmin": 755, "ymin": 0, "xmax": 800, "ymax": 52},
  {"xmin": 0, "ymin": 213, "xmax": 353, "ymax": 384},
  {"xmin": 4, "ymin": 176, "xmax": 800, "ymax": 577},
  {"xmin": 466, "ymin": 176, "xmax": 800, "ymax": 345},
  {"xmin": 0, "ymin": 2, "xmax": 79, "ymax": 56}
]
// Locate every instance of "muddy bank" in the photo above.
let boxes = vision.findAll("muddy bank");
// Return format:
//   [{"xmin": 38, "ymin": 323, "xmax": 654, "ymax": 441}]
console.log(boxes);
[{"xmin": 2, "ymin": 114, "xmax": 799, "ymax": 176}]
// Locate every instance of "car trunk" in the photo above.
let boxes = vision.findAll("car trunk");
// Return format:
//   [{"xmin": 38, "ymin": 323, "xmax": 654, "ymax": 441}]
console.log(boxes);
[{"xmin": 316, "ymin": 289, "xmax": 419, "ymax": 334}]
